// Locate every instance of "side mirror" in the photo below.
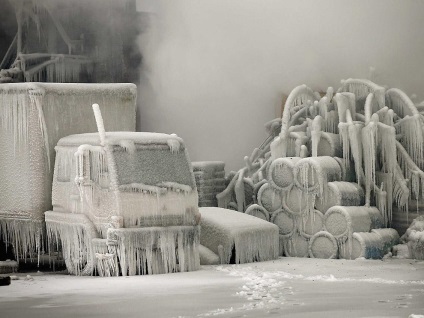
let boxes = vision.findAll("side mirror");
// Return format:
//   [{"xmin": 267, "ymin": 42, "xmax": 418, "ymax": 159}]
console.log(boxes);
[{"xmin": 74, "ymin": 145, "xmax": 91, "ymax": 186}]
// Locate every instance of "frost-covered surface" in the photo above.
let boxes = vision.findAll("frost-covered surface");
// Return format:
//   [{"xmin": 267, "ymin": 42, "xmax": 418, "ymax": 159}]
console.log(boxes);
[
  {"xmin": 1, "ymin": 258, "xmax": 423, "ymax": 318},
  {"xmin": 0, "ymin": 83, "xmax": 136, "ymax": 259},
  {"xmin": 218, "ymin": 78, "xmax": 424, "ymax": 260},
  {"xmin": 199, "ymin": 207, "xmax": 279, "ymax": 264}
]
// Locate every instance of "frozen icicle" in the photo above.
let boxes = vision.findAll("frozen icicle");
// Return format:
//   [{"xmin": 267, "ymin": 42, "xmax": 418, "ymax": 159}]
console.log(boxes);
[
  {"xmin": 346, "ymin": 114, "xmax": 364, "ymax": 185},
  {"xmin": 299, "ymin": 209, "xmax": 324, "ymax": 238},
  {"xmin": 0, "ymin": 219, "xmax": 43, "ymax": 263},
  {"xmin": 311, "ymin": 115, "xmax": 323, "ymax": 157},
  {"xmin": 282, "ymin": 186, "xmax": 315, "ymax": 216},
  {"xmin": 364, "ymin": 93, "xmax": 374, "ymax": 124},
  {"xmin": 45, "ymin": 212, "xmax": 97, "ymax": 276},
  {"xmin": 108, "ymin": 225, "xmax": 200, "ymax": 275},
  {"xmin": 167, "ymin": 139, "xmax": 181, "ymax": 153},
  {"xmin": 119, "ymin": 140, "xmax": 136, "ymax": 154},
  {"xmin": 338, "ymin": 122, "xmax": 350, "ymax": 165},
  {"xmin": 362, "ymin": 122, "xmax": 377, "ymax": 206},
  {"xmin": 376, "ymin": 172, "xmax": 394, "ymax": 226},
  {"xmin": 378, "ymin": 123, "xmax": 397, "ymax": 176},
  {"xmin": 294, "ymin": 156, "xmax": 341, "ymax": 197},
  {"xmin": 395, "ymin": 114, "xmax": 424, "ymax": 169},
  {"xmin": 29, "ymin": 89, "xmax": 51, "ymax": 168}
]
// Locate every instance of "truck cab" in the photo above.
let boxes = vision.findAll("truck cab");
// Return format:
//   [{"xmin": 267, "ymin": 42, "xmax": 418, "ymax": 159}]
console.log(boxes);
[{"xmin": 45, "ymin": 129, "xmax": 201, "ymax": 276}]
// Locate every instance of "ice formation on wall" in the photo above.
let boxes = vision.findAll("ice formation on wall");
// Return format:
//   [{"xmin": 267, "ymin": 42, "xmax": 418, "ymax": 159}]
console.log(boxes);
[
  {"xmin": 218, "ymin": 78, "xmax": 424, "ymax": 260},
  {"xmin": 0, "ymin": 83, "xmax": 136, "ymax": 262}
]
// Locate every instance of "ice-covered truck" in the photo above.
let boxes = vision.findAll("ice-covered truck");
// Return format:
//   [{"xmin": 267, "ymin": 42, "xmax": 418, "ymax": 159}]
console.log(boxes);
[
  {"xmin": 45, "ymin": 104, "xmax": 201, "ymax": 276},
  {"xmin": 0, "ymin": 83, "xmax": 136, "ymax": 261}
]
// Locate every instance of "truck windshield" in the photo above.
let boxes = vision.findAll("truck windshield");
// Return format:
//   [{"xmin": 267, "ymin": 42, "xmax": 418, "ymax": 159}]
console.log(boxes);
[{"xmin": 113, "ymin": 145, "xmax": 194, "ymax": 189}]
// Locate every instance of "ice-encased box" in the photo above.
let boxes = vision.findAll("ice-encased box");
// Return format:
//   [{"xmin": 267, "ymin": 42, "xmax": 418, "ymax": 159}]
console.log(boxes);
[{"xmin": 0, "ymin": 83, "xmax": 136, "ymax": 257}]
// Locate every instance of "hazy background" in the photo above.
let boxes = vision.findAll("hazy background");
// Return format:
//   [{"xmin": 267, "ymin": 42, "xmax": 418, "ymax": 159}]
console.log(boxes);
[{"xmin": 136, "ymin": 0, "xmax": 424, "ymax": 172}]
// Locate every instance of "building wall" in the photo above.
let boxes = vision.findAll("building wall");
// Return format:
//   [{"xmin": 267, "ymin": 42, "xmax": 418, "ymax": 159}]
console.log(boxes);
[{"xmin": 137, "ymin": 0, "xmax": 424, "ymax": 172}]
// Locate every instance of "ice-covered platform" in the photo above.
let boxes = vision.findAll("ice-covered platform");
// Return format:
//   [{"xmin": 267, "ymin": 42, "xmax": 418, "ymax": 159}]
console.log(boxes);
[{"xmin": 0, "ymin": 257, "xmax": 423, "ymax": 318}]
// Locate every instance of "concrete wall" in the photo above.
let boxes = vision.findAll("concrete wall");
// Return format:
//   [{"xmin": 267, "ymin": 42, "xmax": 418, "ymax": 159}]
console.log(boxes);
[{"xmin": 137, "ymin": 0, "xmax": 424, "ymax": 171}]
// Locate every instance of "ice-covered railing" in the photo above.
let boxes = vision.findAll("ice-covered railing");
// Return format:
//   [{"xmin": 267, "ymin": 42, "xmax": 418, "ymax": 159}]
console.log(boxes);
[
  {"xmin": 217, "ymin": 78, "xmax": 424, "ymax": 260},
  {"xmin": 15, "ymin": 54, "xmax": 92, "ymax": 83}
]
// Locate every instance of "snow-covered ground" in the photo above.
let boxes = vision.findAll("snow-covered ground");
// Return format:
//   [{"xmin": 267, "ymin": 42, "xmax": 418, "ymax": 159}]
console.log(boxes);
[{"xmin": 1, "ymin": 257, "xmax": 423, "ymax": 318}]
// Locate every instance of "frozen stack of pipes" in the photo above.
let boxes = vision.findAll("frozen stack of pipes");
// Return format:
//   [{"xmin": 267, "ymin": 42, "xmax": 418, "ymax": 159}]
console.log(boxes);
[
  {"xmin": 242, "ymin": 154, "xmax": 400, "ymax": 260},
  {"xmin": 191, "ymin": 161, "xmax": 226, "ymax": 207},
  {"xmin": 216, "ymin": 78, "xmax": 424, "ymax": 260},
  {"xmin": 245, "ymin": 156, "xmax": 343, "ymax": 258}
]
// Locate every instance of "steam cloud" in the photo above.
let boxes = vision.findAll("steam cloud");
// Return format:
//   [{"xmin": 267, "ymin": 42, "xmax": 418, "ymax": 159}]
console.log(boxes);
[{"xmin": 138, "ymin": 0, "xmax": 424, "ymax": 171}]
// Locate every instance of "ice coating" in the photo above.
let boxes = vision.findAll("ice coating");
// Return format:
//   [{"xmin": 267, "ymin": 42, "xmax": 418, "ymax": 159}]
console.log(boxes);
[
  {"xmin": 299, "ymin": 209, "xmax": 324, "ymax": 238},
  {"xmin": 107, "ymin": 225, "xmax": 200, "ymax": 275},
  {"xmin": 294, "ymin": 156, "xmax": 341, "ymax": 197},
  {"xmin": 284, "ymin": 232, "xmax": 309, "ymax": 258},
  {"xmin": 271, "ymin": 209, "xmax": 296, "ymax": 237},
  {"xmin": 257, "ymin": 183, "xmax": 283, "ymax": 213},
  {"xmin": 245, "ymin": 204, "xmax": 270, "ymax": 222},
  {"xmin": 308, "ymin": 231, "xmax": 338, "ymax": 259},
  {"xmin": 324, "ymin": 206, "xmax": 383, "ymax": 239},
  {"xmin": 315, "ymin": 181, "xmax": 365, "ymax": 214},
  {"xmin": 200, "ymin": 207, "xmax": 279, "ymax": 264},
  {"xmin": 43, "ymin": 102, "xmax": 203, "ymax": 276},
  {"xmin": 0, "ymin": 83, "xmax": 136, "ymax": 260},
  {"xmin": 400, "ymin": 216, "xmax": 424, "ymax": 260}
]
